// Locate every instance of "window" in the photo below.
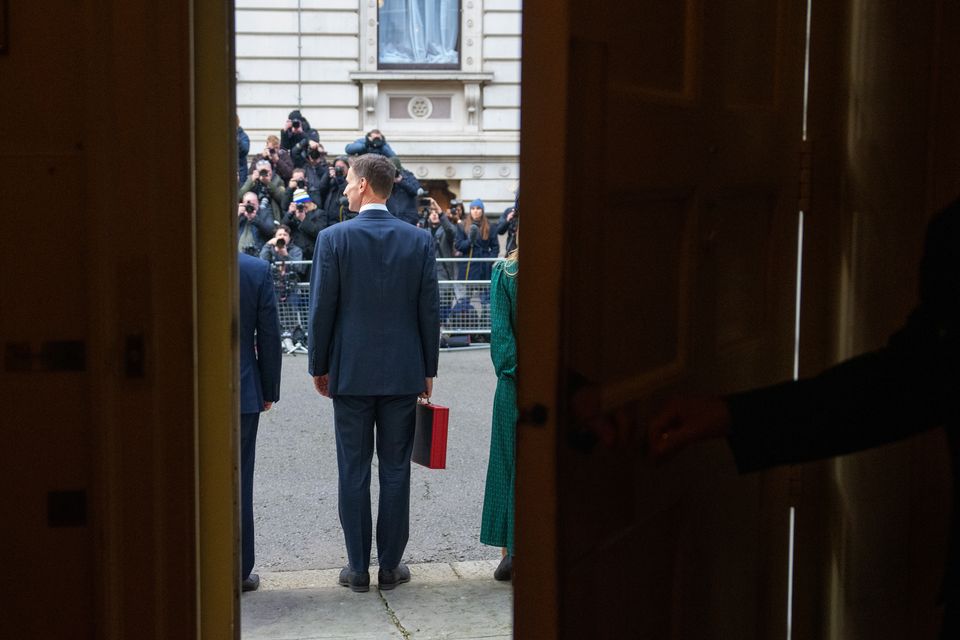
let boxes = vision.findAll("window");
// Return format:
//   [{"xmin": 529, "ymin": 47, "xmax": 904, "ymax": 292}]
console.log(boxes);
[{"xmin": 378, "ymin": 0, "xmax": 461, "ymax": 69}]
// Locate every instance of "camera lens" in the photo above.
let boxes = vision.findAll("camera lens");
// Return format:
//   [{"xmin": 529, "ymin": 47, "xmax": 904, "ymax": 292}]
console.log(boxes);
[
  {"xmin": 292, "ymin": 120, "xmax": 301, "ymax": 128},
  {"xmin": 296, "ymin": 203, "xmax": 304, "ymax": 212},
  {"xmin": 244, "ymin": 203, "xmax": 255, "ymax": 213},
  {"xmin": 296, "ymin": 179, "xmax": 305, "ymax": 188},
  {"xmin": 276, "ymin": 238, "xmax": 286, "ymax": 248},
  {"xmin": 259, "ymin": 169, "xmax": 268, "ymax": 177}
]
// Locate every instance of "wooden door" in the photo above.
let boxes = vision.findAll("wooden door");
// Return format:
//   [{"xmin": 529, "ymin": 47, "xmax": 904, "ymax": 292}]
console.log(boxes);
[{"xmin": 518, "ymin": 1, "xmax": 808, "ymax": 637}]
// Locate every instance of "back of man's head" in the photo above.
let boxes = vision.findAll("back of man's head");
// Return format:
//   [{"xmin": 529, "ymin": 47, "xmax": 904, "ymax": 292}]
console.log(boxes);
[{"xmin": 351, "ymin": 154, "xmax": 395, "ymax": 200}]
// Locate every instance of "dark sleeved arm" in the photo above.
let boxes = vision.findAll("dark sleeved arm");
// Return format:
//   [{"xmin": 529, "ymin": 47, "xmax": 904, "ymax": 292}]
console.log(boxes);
[
  {"xmin": 308, "ymin": 232, "xmax": 340, "ymax": 376},
  {"xmin": 454, "ymin": 225, "xmax": 474, "ymax": 253},
  {"xmin": 255, "ymin": 262, "xmax": 282, "ymax": 404},
  {"xmin": 418, "ymin": 236, "xmax": 441, "ymax": 378},
  {"xmin": 726, "ymin": 305, "xmax": 955, "ymax": 473}
]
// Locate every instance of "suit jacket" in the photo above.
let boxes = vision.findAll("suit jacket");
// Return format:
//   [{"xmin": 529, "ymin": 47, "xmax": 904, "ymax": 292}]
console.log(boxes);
[
  {"xmin": 308, "ymin": 207, "xmax": 440, "ymax": 396},
  {"xmin": 239, "ymin": 252, "xmax": 282, "ymax": 413},
  {"xmin": 725, "ymin": 196, "xmax": 960, "ymax": 591}
]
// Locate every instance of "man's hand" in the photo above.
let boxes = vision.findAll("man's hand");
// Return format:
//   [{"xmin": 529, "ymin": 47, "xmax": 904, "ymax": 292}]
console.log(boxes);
[
  {"xmin": 263, "ymin": 402, "xmax": 273, "ymax": 411},
  {"xmin": 395, "ymin": 173, "xmax": 403, "ymax": 183},
  {"xmin": 506, "ymin": 210, "xmax": 516, "ymax": 223},
  {"xmin": 429, "ymin": 198, "xmax": 442, "ymax": 216},
  {"xmin": 328, "ymin": 166, "xmax": 337, "ymax": 178},
  {"xmin": 648, "ymin": 396, "xmax": 732, "ymax": 462},
  {"xmin": 313, "ymin": 374, "xmax": 330, "ymax": 398},
  {"xmin": 238, "ymin": 203, "xmax": 246, "ymax": 217},
  {"xmin": 420, "ymin": 378, "xmax": 433, "ymax": 401}
]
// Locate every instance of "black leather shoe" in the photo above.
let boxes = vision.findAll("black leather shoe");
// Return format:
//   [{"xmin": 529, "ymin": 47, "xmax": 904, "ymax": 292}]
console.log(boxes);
[
  {"xmin": 494, "ymin": 555, "xmax": 512, "ymax": 581},
  {"xmin": 338, "ymin": 567, "xmax": 370, "ymax": 593},
  {"xmin": 241, "ymin": 573, "xmax": 260, "ymax": 592},
  {"xmin": 377, "ymin": 563, "xmax": 411, "ymax": 590}
]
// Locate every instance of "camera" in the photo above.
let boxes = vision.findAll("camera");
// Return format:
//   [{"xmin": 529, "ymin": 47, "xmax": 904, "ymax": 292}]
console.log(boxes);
[
  {"xmin": 335, "ymin": 165, "xmax": 344, "ymax": 177},
  {"xmin": 295, "ymin": 203, "xmax": 305, "ymax": 212},
  {"xmin": 418, "ymin": 197, "xmax": 432, "ymax": 208},
  {"xmin": 296, "ymin": 179, "xmax": 305, "ymax": 188},
  {"xmin": 242, "ymin": 245, "xmax": 258, "ymax": 257},
  {"xmin": 268, "ymin": 148, "xmax": 276, "ymax": 155},
  {"xmin": 369, "ymin": 136, "xmax": 384, "ymax": 149},
  {"xmin": 276, "ymin": 238, "xmax": 286, "ymax": 249},
  {"xmin": 244, "ymin": 203, "xmax": 255, "ymax": 214},
  {"xmin": 291, "ymin": 119, "xmax": 301, "ymax": 129},
  {"xmin": 259, "ymin": 169, "xmax": 268, "ymax": 177},
  {"xmin": 308, "ymin": 148, "xmax": 322, "ymax": 160}
]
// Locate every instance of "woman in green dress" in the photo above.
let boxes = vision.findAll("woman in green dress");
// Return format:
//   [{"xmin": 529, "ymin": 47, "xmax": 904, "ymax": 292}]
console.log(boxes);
[{"xmin": 480, "ymin": 241, "xmax": 519, "ymax": 581}]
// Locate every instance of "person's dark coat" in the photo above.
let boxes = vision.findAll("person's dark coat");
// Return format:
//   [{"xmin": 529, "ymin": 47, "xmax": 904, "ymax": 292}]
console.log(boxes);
[
  {"xmin": 238, "ymin": 252, "xmax": 281, "ymax": 412},
  {"xmin": 280, "ymin": 110, "xmax": 314, "ymax": 153},
  {"xmin": 308, "ymin": 207, "xmax": 439, "ymax": 395},
  {"xmin": 318, "ymin": 167, "xmax": 348, "ymax": 217},
  {"xmin": 496, "ymin": 206, "xmax": 518, "ymax": 255},
  {"xmin": 237, "ymin": 127, "xmax": 250, "ymax": 185},
  {"xmin": 427, "ymin": 214, "xmax": 458, "ymax": 280},
  {"xmin": 455, "ymin": 222, "xmax": 499, "ymax": 281},
  {"xmin": 281, "ymin": 207, "xmax": 326, "ymax": 260},
  {"xmin": 386, "ymin": 169, "xmax": 421, "ymax": 225}
]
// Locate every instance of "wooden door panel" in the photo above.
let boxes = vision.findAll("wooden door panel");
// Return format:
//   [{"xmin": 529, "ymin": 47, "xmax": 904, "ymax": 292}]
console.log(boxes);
[{"xmin": 552, "ymin": 1, "xmax": 807, "ymax": 637}]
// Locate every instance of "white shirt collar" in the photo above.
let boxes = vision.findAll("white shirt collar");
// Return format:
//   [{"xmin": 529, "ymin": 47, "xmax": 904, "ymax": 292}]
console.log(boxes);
[{"xmin": 359, "ymin": 203, "xmax": 389, "ymax": 213}]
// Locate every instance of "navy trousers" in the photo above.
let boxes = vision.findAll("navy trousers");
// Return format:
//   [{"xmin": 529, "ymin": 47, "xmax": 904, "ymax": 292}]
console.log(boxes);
[
  {"xmin": 240, "ymin": 412, "xmax": 260, "ymax": 580},
  {"xmin": 332, "ymin": 394, "xmax": 417, "ymax": 572}
]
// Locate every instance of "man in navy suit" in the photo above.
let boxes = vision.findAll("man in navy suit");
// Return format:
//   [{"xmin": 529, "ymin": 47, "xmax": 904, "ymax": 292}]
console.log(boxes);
[
  {"xmin": 308, "ymin": 154, "xmax": 440, "ymax": 593},
  {"xmin": 238, "ymin": 252, "xmax": 282, "ymax": 592}
]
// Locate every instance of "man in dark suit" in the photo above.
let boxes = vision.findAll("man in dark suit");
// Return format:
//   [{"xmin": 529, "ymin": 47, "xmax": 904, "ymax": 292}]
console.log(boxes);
[
  {"xmin": 308, "ymin": 154, "xmax": 440, "ymax": 593},
  {"xmin": 649, "ymin": 197, "xmax": 960, "ymax": 637},
  {"xmin": 238, "ymin": 252, "xmax": 282, "ymax": 593}
]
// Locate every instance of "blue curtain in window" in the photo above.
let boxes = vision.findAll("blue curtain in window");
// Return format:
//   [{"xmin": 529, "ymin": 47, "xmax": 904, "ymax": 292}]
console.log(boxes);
[{"xmin": 379, "ymin": 0, "xmax": 459, "ymax": 65}]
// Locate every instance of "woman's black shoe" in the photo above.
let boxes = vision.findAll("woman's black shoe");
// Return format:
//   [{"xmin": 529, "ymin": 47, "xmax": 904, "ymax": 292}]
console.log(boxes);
[{"xmin": 494, "ymin": 555, "xmax": 512, "ymax": 581}]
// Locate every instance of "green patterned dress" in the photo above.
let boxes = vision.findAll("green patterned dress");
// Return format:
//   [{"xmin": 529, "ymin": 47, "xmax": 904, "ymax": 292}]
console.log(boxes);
[{"xmin": 480, "ymin": 258, "xmax": 518, "ymax": 554}]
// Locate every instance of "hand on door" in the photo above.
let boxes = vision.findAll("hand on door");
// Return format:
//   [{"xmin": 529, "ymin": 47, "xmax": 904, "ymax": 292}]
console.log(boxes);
[{"xmin": 648, "ymin": 396, "xmax": 732, "ymax": 461}]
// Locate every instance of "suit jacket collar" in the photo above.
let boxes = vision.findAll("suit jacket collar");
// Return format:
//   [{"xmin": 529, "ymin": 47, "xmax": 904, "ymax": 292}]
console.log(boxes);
[{"xmin": 358, "ymin": 203, "xmax": 392, "ymax": 219}]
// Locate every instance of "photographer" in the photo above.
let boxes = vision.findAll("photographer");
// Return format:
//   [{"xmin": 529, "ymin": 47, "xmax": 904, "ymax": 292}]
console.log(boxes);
[
  {"xmin": 318, "ymin": 155, "xmax": 350, "ymax": 223},
  {"xmin": 239, "ymin": 160, "xmax": 287, "ymax": 223},
  {"xmin": 385, "ymin": 157, "xmax": 421, "ymax": 225},
  {"xmin": 237, "ymin": 191, "xmax": 276, "ymax": 255},
  {"xmin": 249, "ymin": 134, "xmax": 294, "ymax": 183},
  {"xmin": 495, "ymin": 204, "xmax": 518, "ymax": 255},
  {"xmin": 281, "ymin": 189, "xmax": 325, "ymax": 260},
  {"xmin": 419, "ymin": 197, "xmax": 458, "ymax": 281},
  {"xmin": 280, "ymin": 110, "xmax": 318, "ymax": 161},
  {"xmin": 259, "ymin": 225, "xmax": 306, "ymax": 278},
  {"xmin": 344, "ymin": 128, "xmax": 396, "ymax": 157},
  {"xmin": 281, "ymin": 168, "xmax": 313, "ymax": 211}
]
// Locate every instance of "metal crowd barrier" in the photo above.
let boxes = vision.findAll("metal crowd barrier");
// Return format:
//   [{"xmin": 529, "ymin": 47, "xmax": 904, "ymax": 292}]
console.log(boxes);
[{"xmin": 266, "ymin": 258, "xmax": 502, "ymax": 352}]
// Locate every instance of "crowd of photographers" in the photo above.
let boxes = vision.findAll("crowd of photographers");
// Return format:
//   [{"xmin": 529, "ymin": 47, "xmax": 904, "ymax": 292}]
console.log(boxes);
[{"xmin": 236, "ymin": 110, "xmax": 518, "ymax": 348}]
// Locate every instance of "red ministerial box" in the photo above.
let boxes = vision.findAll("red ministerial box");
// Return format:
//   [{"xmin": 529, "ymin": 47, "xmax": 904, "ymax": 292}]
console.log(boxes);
[{"xmin": 413, "ymin": 402, "xmax": 449, "ymax": 469}]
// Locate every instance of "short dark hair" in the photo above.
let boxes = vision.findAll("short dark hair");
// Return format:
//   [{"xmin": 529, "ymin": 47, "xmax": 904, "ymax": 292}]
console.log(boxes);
[
  {"xmin": 276, "ymin": 224, "xmax": 292, "ymax": 235},
  {"xmin": 350, "ymin": 154, "xmax": 395, "ymax": 199}
]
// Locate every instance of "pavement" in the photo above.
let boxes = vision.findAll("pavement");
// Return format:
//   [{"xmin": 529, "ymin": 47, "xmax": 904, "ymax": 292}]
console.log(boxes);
[
  {"xmin": 242, "ymin": 560, "xmax": 513, "ymax": 639},
  {"xmin": 244, "ymin": 349, "xmax": 512, "ymax": 639}
]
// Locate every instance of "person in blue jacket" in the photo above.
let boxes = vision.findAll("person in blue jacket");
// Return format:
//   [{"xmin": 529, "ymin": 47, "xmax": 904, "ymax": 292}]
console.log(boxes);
[
  {"xmin": 237, "ymin": 251, "xmax": 282, "ymax": 592},
  {"xmin": 345, "ymin": 129, "xmax": 396, "ymax": 157}
]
